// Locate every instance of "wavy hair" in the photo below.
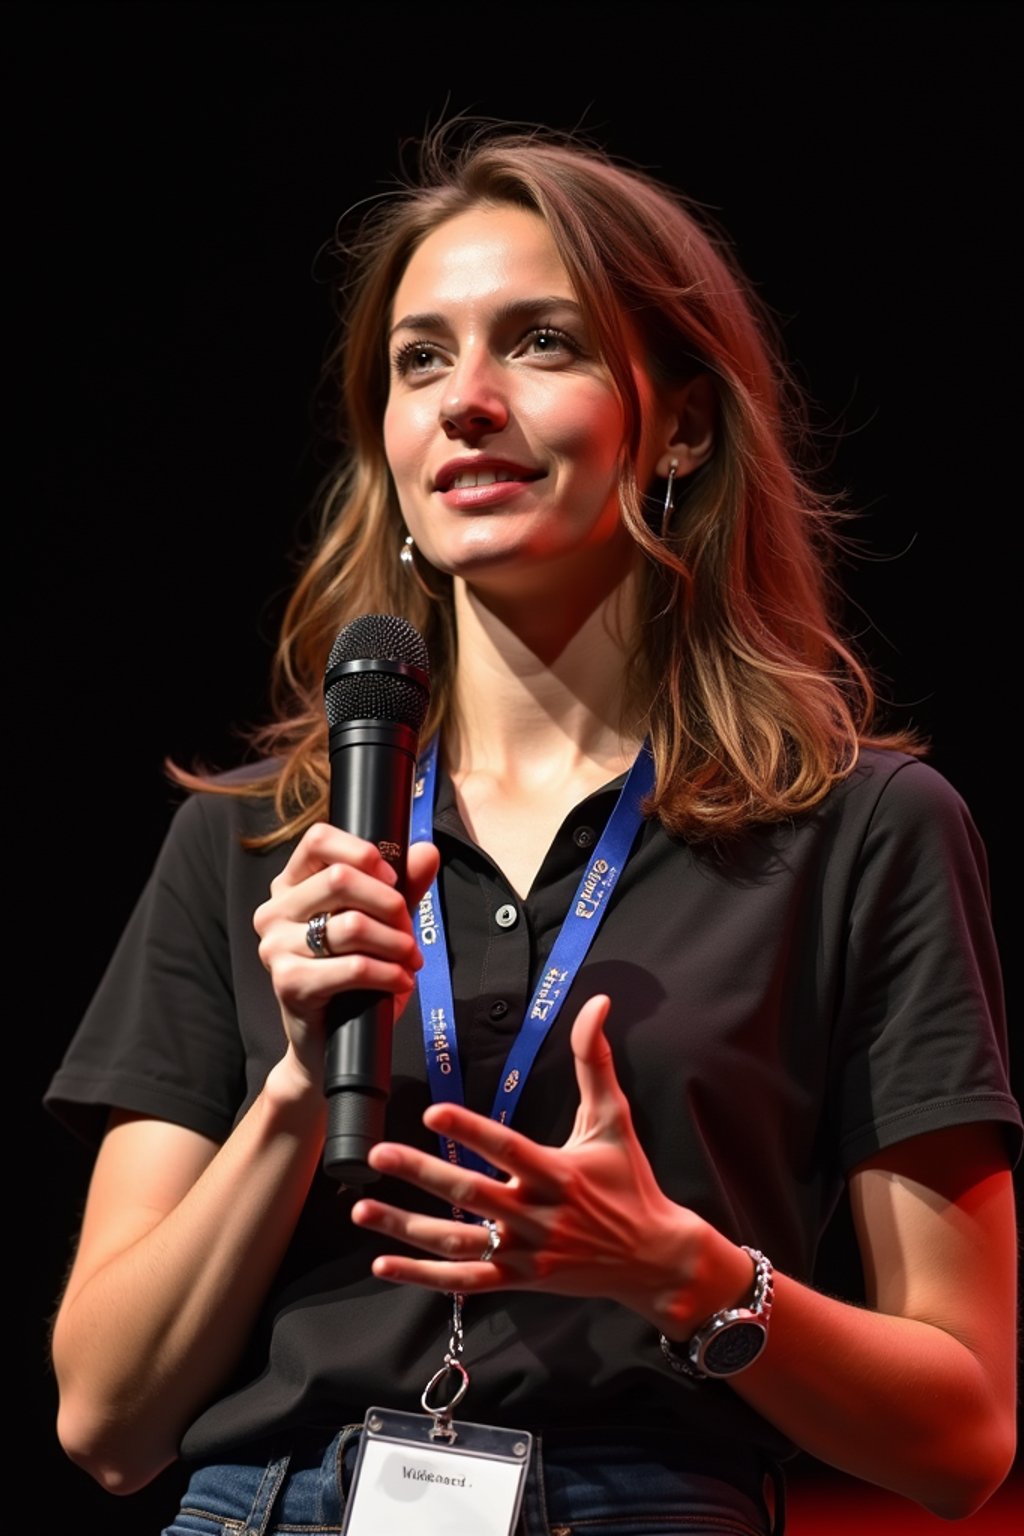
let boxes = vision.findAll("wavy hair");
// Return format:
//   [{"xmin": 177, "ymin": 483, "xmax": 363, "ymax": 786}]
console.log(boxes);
[{"xmin": 170, "ymin": 118, "xmax": 921, "ymax": 845}]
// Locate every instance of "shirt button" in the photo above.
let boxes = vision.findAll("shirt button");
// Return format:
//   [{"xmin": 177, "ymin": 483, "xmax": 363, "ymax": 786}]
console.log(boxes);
[
  {"xmin": 573, "ymin": 826, "xmax": 596, "ymax": 849},
  {"xmin": 494, "ymin": 903, "xmax": 518, "ymax": 929},
  {"xmin": 489, "ymin": 1000, "xmax": 509, "ymax": 1020}
]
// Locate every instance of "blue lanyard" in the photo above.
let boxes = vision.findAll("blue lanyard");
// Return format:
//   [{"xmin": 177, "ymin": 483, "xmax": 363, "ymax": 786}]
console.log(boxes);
[{"xmin": 410, "ymin": 736, "xmax": 655, "ymax": 1178}]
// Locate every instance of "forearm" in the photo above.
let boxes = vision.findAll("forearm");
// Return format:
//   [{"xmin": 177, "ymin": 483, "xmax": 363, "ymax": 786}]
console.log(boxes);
[
  {"xmin": 52, "ymin": 1063, "xmax": 326, "ymax": 1494},
  {"xmin": 730, "ymin": 1270, "xmax": 1017, "ymax": 1519},
  {"xmin": 346, "ymin": 1043, "xmax": 1019, "ymax": 1521},
  {"xmin": 654, "ymin": 1129, "xmax": 1020, "ymax": 1520}
]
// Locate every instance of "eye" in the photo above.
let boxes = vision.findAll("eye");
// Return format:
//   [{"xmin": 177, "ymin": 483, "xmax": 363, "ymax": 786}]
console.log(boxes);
[
  {"xmin": 516, "ymin": 325, "xmax": 583, "ymax": 361},
  {"xmin": 392, "ymin": 339, "xmax": 449, "ymax": 378}
]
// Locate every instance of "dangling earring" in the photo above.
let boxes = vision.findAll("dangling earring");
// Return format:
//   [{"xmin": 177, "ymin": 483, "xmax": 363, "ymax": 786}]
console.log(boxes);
[
  {"xmin": 399, "ymin": 532, "xmax": 441, "ymax": 600},
  {"xmin": 400, "ymin": 533, "xmax": 416, "ymax": 575},
  {"xmin": 661, "ymin": 459, "xmax": 679, "ymax": 537}
]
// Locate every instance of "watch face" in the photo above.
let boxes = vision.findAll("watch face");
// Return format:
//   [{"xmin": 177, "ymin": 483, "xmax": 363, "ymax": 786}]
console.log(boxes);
[{"xmin": 701, "ymin": 1320, "xmax": 767, "ymax": 1377}]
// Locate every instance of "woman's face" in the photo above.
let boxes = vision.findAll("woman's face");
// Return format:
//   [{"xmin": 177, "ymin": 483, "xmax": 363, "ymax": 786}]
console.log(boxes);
[{"xmin": 383, "ymin": 203, "xmax": 671, "ymax": 600}]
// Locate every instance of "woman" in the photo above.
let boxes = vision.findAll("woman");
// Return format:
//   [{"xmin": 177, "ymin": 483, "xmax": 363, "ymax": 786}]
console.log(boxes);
[{"xmin": 45, "ymin": 122, "xmax": 1020, "ymax": 1535}]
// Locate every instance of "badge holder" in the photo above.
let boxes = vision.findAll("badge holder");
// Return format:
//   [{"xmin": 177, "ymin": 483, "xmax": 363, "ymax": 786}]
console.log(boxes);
[{"xmin": 342, "ymin": 1294, "xmax": 532, "ymax": 1536}]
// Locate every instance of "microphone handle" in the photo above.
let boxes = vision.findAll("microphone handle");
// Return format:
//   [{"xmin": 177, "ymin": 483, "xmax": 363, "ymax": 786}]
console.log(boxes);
[{"xmin": 322, "ymin": 722, "xmax": 419, "ymax": 1184}]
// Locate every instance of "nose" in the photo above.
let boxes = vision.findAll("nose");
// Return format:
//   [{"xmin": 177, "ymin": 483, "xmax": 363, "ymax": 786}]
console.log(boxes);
[{"xmin": 439, "ymin": 350, "xmax": 509, "ymax": 441}]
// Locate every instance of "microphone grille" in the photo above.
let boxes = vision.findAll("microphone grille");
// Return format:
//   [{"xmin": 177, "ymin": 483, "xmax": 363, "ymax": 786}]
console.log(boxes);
[{"xmin": 324, "ymin": 614, "xmax": 431, "ymax": 730}]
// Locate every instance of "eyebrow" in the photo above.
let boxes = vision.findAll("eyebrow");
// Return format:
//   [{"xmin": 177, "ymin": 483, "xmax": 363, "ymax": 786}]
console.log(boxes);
[{"xmin": 388, "ymin": 296, "xmax": 584, "ymax": 341}]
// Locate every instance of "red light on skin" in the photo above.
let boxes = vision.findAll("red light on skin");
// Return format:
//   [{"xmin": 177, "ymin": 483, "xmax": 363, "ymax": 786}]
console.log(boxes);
[{"xmin": 785, "ymin": 1468, "xmax": 1024, "ymax": 1534}]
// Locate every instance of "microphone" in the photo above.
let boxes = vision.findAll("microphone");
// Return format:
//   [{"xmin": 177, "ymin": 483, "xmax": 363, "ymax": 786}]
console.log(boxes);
[{"xmin": 321, "ymin": 613, "xmax": 431, "ymax": 1184}]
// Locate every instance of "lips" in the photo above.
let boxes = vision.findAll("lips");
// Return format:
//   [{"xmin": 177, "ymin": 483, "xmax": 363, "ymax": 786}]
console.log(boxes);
[
  {"xmin": 450, "ymin": 467, "xmax": 521, "ymax": 490},
  {"xmin": 433, "ymin": 458, "xmax": 545, "ymax": 493}
]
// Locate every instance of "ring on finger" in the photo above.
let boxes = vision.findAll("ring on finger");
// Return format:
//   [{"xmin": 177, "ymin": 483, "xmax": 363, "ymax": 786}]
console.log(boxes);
[
  {"xmin": 478, "ymin": 1219, "xmax": 501, "ymax": 1263},
  {"xmin": 305, "ymin": 911, "xmax": 332, "ymax": 957}
]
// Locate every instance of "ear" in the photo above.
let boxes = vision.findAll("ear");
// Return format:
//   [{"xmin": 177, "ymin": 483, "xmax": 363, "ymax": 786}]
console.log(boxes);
[{"xmin": 654, "ymin": 373, "xmax": 716, "ymax": 480}]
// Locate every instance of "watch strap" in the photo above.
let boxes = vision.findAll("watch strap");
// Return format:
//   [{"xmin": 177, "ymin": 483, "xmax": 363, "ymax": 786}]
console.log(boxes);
[{"xmin": 660, "ymin": 1245, "xmax": 774, "ymax": 1380}]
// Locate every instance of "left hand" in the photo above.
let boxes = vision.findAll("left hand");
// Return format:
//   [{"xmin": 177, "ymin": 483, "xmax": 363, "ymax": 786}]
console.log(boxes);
[{"xmin": 350, "ymin": 994, "xmax": 747, "ymax": 1333}]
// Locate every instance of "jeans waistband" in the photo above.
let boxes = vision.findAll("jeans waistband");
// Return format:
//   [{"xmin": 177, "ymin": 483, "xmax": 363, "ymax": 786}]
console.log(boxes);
[{"xmin": 169, "ymin": 1422, "xmax": 784, "ymax": 1535}]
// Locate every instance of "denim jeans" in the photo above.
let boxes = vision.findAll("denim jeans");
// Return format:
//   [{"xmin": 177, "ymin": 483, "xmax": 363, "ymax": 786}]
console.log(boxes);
[{"xmin": 161, "ymin": 1423, "xmax": 782, "ymax": 1535}]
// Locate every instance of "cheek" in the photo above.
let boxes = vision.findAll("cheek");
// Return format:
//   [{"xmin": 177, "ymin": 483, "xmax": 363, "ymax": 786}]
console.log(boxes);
[
  {"xmin": 552, "ymin": 399, "xmax": 626, "ymax": 488},
  {"xmin": 546, "ymin": 388, "xmax": 625, "ymax": 482},
  {"xmin": 382, "ymin": 396, "xmax": 429, "ymax": 484}
]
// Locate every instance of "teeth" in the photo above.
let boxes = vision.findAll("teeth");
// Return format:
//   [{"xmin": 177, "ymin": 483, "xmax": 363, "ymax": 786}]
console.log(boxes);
[{"xmin": 449, "ymin": 469, "xmax": 519, "ymax": 489}]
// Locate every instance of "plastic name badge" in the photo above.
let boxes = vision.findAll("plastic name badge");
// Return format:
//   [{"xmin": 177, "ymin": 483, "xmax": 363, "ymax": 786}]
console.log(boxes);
[{"xmin": 342, "ymin": 1407, "xmax": 532, "ymax": 1536}]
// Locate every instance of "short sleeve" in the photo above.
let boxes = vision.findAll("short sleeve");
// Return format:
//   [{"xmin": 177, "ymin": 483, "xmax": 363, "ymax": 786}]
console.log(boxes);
[
  {"xmin": 832, "ymin": 758, "xmax": 1021, "ymax": 1169},
  {"xmin": 43, "ymin": 786, "xmax": 284, "ymax": 1147}
]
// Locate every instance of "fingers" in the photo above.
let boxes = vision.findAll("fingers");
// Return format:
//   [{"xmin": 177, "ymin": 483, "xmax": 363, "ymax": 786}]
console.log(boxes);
[
  {"xmin": 366, "ymin": 1130, "xmax": 527, "ymax": 1207},
  {"xmin": 568, "ymin": 993, "xmax": 635, "ymax": 1137},
  {"xmin": 254, "ymin": 827, "xmax": 404, "ymax": 943},
  {"xmin": 352, "ymin": 1198, "xmax": 498, "ymax": 1260},
  {"xmin": 569, "ymin": 993, "xmax": 614, "ymax": 1068},
  {"xmin": 255, "ymin": 828, "xmax": 439, "ymax": 938},
  {"xmin": 252, "ymin": 827, "xmax": 442, "ymax": 1026},
  {"xmin": 352, "ymin": 994, "xmax": 682, "ymax": 1309},
  {"xmin": 351, "ymin": 1199, "xmax": 511, "ymax": 1291},
  {"xmin": 414, "ymin": 1105, "xmax": 565, "ymax": 1195},
  {"xmin": 406, "ymin": 840, "xmax": 442, "ymax": 909},
  {"xmin": 273, "ymin": 822, "xmax": 403, "ymax": 894},
  {"xmin": 257, "ymin": 882, "xmax": 421, "ymax": 992},
  {"xmin": 370, "ymin": 1251, "xmax": 502, "ymax": 1291},
  {"xmin": 360, "ymin": 996, "xmax": 628, "ymax": 1202}
]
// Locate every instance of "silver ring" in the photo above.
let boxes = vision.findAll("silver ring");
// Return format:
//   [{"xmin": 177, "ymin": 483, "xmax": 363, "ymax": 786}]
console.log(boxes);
[
  {"xmin": 479, "ymin": 1219, "xmax": 501, "ymax": 1263},
  {"xmin": 305, "ymin": 911, "xmax": 331, "ymax": 957}
]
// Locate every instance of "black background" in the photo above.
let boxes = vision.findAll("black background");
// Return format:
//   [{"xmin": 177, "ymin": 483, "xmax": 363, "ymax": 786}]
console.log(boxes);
[{"xmin": 17, "ymin": 1, "xmax": 1020, "ymax": 1527}]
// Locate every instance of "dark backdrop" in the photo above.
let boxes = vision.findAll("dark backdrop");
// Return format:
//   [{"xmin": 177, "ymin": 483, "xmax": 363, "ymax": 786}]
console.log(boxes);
[{"xmin": 17, "ymin": 2, "xmax": 1020, "ymax": 1528}]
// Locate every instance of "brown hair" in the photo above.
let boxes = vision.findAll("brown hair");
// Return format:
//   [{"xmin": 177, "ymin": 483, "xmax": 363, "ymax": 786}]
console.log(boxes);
[{"xmin": 171, "ymin": 118, "xmax": 921, "ymax": 845}]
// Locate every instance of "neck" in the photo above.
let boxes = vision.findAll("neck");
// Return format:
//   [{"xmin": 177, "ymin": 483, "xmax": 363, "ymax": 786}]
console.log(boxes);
[{"xmin": 446, "ymin": 565, "xmax": 646, "ymax": 783}]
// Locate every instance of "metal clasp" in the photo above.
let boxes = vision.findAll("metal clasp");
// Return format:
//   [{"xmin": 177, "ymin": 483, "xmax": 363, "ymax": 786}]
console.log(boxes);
[
  {"xmin": 420, "ymin": 1290, "xmax": 469, "ymax": 1442},
  {"xmin": 420, "ymin": 1356, "xmax": 469, "ymax": 1441}
]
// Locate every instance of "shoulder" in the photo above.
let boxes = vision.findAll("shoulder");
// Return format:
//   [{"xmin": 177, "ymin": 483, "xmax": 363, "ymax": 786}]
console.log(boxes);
[
  {"xmin": 843, "ymin": 746, "xmax": 962, "ymax": 804},
  {"xmin": 826, "ymin": 748, "xmax": 982, "ymax": 845},
  {"xmin": 165, "ymin": 760, "xmax": 288, "ymax": 848},
  {"xmin": 821, "ymin": 749, "xmax": 996, "ymax": 929},
  {"xmin": 750, "ymin": 748, "xmax": 995, "ymax": 910},
  {"xmin": 146, "ymin": 764, "xmax": 294, "ymax": 909}
]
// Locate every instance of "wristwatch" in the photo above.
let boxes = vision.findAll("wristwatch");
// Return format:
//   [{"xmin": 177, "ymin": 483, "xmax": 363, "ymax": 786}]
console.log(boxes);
[{"xmin": 660, "ymin": 1246, "xmax": 774, "ymax": 1380}]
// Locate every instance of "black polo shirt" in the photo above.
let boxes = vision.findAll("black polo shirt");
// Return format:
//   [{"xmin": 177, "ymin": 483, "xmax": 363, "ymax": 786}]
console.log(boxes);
[{"xmin": 44, "ymin": 748, "xmax": 1021, "ymax": 1464}]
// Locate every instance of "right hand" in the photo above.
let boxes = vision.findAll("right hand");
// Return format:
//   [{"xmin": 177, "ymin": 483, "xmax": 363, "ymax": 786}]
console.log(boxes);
[{"xmin": 253, "ymin": 824, "xmax": 441, "ymax": 1088}]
